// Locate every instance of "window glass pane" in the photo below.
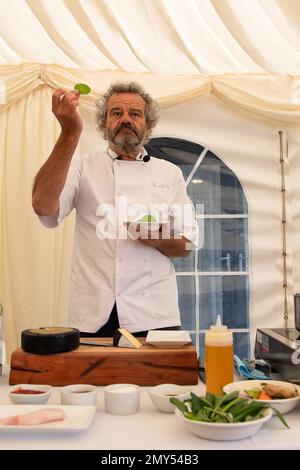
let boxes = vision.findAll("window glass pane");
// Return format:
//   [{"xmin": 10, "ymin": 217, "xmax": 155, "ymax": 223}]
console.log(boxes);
[
  {"xmin": 188, "ymin": 151, "xmax": 248, "ymax": 214},
  {"xmin": 198, "ymin": 333, "xmax": 205, "ymax": 361},
  {"xmin": 179, "ymin": 164, "xmax": 193, "ymax": 181},
  {"xmin": 233, "ymin": 332, "xmax": 250, "ymax": 359},
  {"xmin": 145, "ymin": 137, "xmax": 204, "ymax": 182},
  {"xmin": 198, "ymin": 218, "xmax": 248, "ymax": 271},
  {"xmin": 199, "ymin": 275, "xmax": 249, "ymax": 329},
  {"xmin": 223, "ymin": 276, "xmax": 249, "ymax": 329},
  {"xmin": 173, "ymin": 252, "xmax": 195, "ymax": 272},
  {"xmin": 176, "ymin": 276, "xmax": 196, "ymax": 330}
]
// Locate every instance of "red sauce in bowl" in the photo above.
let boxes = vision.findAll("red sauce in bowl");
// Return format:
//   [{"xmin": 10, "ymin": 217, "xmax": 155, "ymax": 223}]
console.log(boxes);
[{"xmin": 11, "ymin": 389, "xmax": 46, "ymax": 395}]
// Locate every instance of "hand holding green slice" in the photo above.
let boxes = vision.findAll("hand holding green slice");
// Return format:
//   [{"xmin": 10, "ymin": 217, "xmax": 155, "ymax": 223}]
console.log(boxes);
[{"xmin": 74, "ymin": 83, "xmax": 91, "ymax": 95}]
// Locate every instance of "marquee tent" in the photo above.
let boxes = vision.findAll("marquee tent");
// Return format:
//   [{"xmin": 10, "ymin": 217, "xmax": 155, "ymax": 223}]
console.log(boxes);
[{"xmin": 0, "ymin": 0, "xmax": 300, "ymax": 357}]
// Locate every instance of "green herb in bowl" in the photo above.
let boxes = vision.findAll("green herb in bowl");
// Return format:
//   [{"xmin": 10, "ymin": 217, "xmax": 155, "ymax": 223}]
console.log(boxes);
[{"xmin": 170, "ymin": 391, "xmax": 288, "ymax": 427}]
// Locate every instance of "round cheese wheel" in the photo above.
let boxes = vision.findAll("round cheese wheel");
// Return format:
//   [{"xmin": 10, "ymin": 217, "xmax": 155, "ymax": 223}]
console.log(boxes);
[{"xmin": 21, "ymin": 327, "xmax": 80, "ymax": 354}]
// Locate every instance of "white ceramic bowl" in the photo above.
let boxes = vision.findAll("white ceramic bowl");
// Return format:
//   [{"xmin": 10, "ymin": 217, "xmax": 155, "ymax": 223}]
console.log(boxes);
[
  {"xmin": 104, "ymin": 384, "xmax": 140, "ymax": 415},
  {"xmin": 223, "ymin": 380, "xmax": 300, "ymax": 415},
  {"xmin": 149, "ymin": 384, "xmax": 192, "ymax": 413},
  {"xmin": 175, "ymin": 407, "xmax": 273, "ymax": 441},
  {"xmin": 61, "ymin": 384, "xmax": 97, "ymax": 406},
  {"xmin": 8, "ymin": 384, "xmax": 52, "ymax": 405}
]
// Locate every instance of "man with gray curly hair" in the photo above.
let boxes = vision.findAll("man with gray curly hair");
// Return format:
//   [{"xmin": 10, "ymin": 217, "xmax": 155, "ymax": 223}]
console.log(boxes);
[
  {"xmin": 32, "ymin": 81, "xmax": 197, "ymax": 337},
  {"xmin": 96, "ymin": 82, "xmax": 159, "ymax": 155}
]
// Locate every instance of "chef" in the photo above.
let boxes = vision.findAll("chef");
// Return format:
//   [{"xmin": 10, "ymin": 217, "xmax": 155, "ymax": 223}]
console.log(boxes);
[{"xmin": 32, "ymin": 81, "xmax": 198, "ymax": 337}]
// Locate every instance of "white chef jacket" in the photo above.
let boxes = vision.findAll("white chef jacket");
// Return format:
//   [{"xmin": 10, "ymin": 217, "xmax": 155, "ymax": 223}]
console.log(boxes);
[{"xmin": 39, "ymin": 148, "xmax": 198, "ymax": 333}]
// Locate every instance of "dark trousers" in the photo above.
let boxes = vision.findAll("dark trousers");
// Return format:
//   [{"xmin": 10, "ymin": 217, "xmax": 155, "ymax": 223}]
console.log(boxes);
[{"xmin": 80, "ymin": 303, "xmax": 180, "ymax": 337}]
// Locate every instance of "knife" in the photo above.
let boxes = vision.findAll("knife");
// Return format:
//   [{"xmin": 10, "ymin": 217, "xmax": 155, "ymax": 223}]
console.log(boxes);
[{"xmin": 80, "ymin": 341, "xmax": 113, "ymax": 347}]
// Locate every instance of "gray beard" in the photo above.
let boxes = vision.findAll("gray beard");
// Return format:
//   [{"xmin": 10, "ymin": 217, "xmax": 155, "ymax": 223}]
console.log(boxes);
[
  {"xmin": 113, "ymin": 133, "xmax": 143, "ymax": 155},
  {"xmin": 106, "ymin": 128, "xmax": 149, "ymax": 155}
]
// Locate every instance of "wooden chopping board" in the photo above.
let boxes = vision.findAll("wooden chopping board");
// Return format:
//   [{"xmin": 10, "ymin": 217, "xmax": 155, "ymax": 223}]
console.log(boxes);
[{"xmin": 9, "ymin": 339, "xmax": 198, "ymax": 386}]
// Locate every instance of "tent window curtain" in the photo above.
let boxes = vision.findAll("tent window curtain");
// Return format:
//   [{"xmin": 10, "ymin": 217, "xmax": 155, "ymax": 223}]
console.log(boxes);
[{"xmin": 145, "ymin": 137, "xmax": 250, "ymax": 358}]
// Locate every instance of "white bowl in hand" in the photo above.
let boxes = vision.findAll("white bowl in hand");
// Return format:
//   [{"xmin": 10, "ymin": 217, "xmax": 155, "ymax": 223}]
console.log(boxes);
[
  {"xmin": 149, "ymin": 383, "xmax": 192, "ymax": 413},
  {"xmin": 9, "ymin": 384, "xmax": 52, "ymax": 405}
]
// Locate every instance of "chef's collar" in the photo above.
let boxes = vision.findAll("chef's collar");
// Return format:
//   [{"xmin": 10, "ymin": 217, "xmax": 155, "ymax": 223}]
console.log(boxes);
[{"xmin": 107, "ymin": 147, "xmax": 148, "ymax": 162}]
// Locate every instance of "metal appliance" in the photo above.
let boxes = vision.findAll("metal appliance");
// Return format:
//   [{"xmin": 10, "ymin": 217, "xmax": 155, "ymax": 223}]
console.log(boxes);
[{"xmin": 254, "ymin": 294, "xmax": 300, "ymax": 383}]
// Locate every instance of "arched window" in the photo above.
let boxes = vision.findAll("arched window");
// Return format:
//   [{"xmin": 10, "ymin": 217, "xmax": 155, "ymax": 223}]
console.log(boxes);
[{"xmin": 145, "ymin": 137, "xmax": 249, "ymax": 359}]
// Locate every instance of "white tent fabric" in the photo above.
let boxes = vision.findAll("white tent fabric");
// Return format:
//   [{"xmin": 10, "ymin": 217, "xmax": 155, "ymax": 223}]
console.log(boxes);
[
  {"xmin": 1, "ymin": 64, "xmax": 300, "ymax": 122},
  {"xmin": 1, "ymin": 0, "xmax": 300, "ymax": 74},
  {"xmin": 1, "ymin": 0, "xmax": 300, "ymax": 356}
]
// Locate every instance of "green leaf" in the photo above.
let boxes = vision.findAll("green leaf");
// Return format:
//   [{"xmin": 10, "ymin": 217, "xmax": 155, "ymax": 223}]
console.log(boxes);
[
  {"xmin": 139, "ymin": 214, "xmax": 157, "ymax": 222},
  {"xmin": 190, "ymin": 392, "xmax": 212, "ymax": 414},
  {"xmin": 204, "ymin": 391, "xmax": 216, "ymax": 407},
  {"xmin": 222, "ymin": 396, "xmax": 244, "ymax": 412},
  {"xmin": 195, "ymin": 410, "xmax": 211, "ymax": 422},
  {"xmin": 213, "ymin": 395, "xmax": 223, "ymax": 408},
  {"xmin": 215, "ymin": 416, "xmax": 229, "ymax": 423},
  {"xmin": 210, "ymin": 409, "xmax": 233, "ymax": 423},
  {"xmin": 74, "ymin": 83, "xmax": 91, "ymax": 95},
  {"xmin": 268, "ymin": 405, "xmax": 289, "ymax": 428},
  {"xmin": 218, "ymin": 391, "xmax": 240, "ymax": 408},
  {"xmin": 226, "ymin": 400, "xmax": 249, "ymax": 417},
  {"xmin": 169, "ymin": 397, "xmax": 188, "ymax": 414},
  {"xmin": 184, "ymin": 411, "xmax": 206, "ymax": 421},
  {"xmin": 244, "ymin": 412, "xmax": 264, "ymax": 422},
  {"xmin": 233, "ymin": 402, "xmax": 269, "ymax": 422}
]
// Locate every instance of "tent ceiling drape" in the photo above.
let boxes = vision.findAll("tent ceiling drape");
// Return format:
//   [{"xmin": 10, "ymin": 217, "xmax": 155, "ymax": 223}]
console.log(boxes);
[
  {"xmin": 1, "ymin": 64, "xmax": 300, "ymax": 123},
  {"xmin": 1, "ymin": 0, "xmax": 300, "ymax": 74},
  {"xmin": 1, "ymin": 1, "xmax": 300, "ymax": 124}
]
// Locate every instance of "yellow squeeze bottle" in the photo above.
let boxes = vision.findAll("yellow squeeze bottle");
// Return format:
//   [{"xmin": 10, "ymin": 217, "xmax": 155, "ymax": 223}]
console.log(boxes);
[{"xmin": 205, "ymin": 315, "xmax": 234, "ymax": 395}]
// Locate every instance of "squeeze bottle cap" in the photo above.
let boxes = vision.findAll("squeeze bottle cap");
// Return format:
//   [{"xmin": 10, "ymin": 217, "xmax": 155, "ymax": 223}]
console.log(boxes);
[
  {"xmin": 205, "ymin": 315, "xmax": 233, "ymax": 346},
  {"xmin": 210, "ymin": 315, "xmax": 227, "ymax": 332}
]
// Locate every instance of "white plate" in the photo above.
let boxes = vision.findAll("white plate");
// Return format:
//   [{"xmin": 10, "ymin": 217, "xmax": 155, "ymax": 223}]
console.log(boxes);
[
  {"xmin": 146, "ymin": 330, "xmax": 192, "ymax": 348},
  {"xmin": 0, "ymin": 405, "xmax": 96, "ymax": 434},
  {"xmin": 174, "ymin": 407, "xmax": 273, "ymax": 441},
  {"xmin": 223, "ymin": 380, "xmax": 300, "ymax": 415}
]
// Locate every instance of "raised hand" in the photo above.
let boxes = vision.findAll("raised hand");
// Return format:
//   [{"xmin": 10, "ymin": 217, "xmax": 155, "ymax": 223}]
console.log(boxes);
[{"xmin": 52, "ymin": 88, "xmax": 83, "ymax": 137}]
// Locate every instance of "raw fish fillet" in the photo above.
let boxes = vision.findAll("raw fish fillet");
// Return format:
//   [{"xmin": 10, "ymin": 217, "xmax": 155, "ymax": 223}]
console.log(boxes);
[{"xmin": 0, "ymin": 408, "xmax": 65, "ymax": 425}]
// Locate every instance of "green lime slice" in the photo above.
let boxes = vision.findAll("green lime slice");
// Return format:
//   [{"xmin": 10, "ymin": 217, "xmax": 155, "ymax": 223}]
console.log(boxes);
[
  {"xmin": 139, "ymin": 214, "xmax": 157, "ymax": 222},
  {"xmin": 74, "ymin": 83, "xmax": 91, "ymax": 95}
]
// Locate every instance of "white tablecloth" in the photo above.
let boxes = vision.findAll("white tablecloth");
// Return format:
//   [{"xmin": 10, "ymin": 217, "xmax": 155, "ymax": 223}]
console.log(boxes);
[{"xmin": 0, "ymin": 366, "xmax": 299, "ymax": 450}]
